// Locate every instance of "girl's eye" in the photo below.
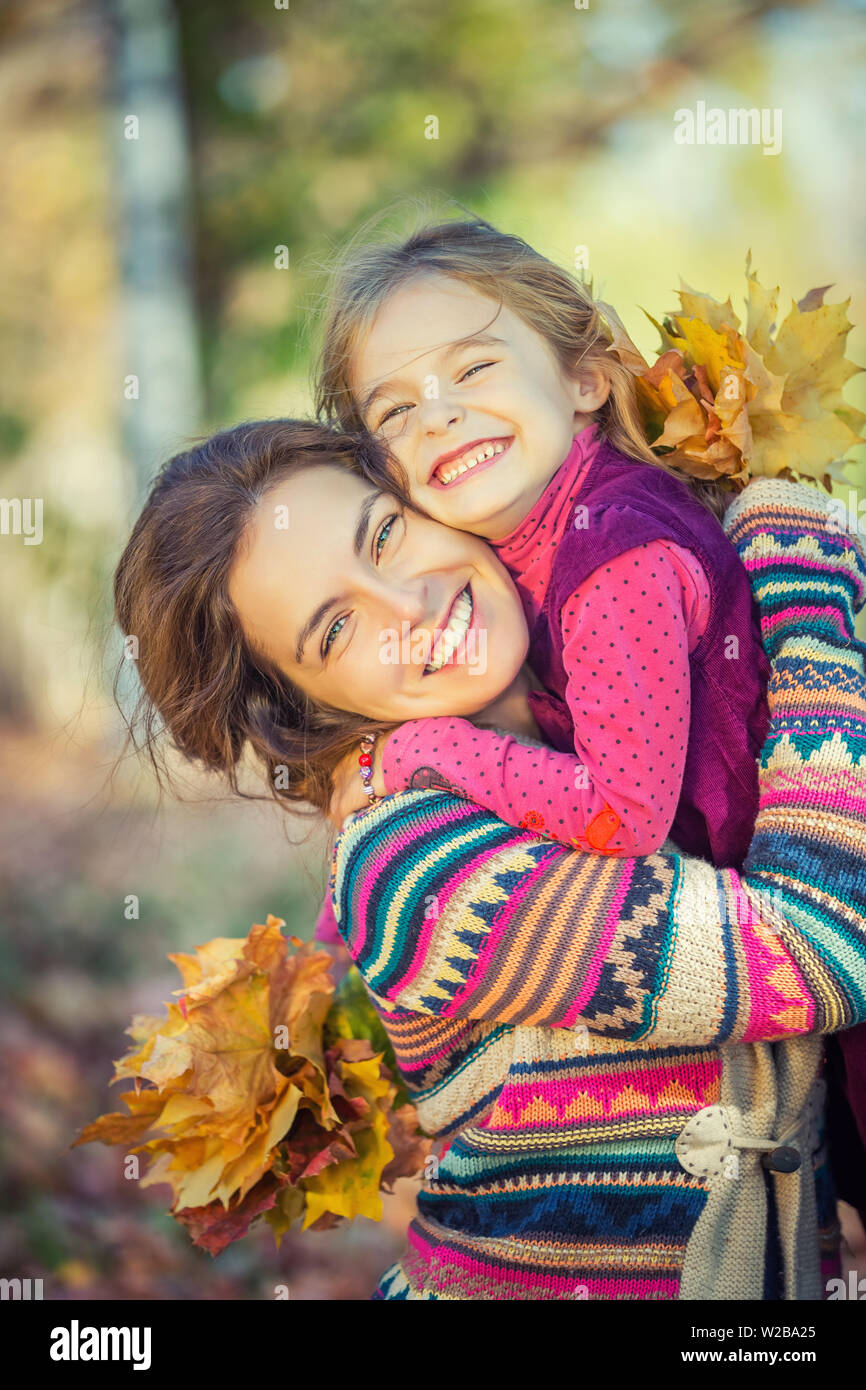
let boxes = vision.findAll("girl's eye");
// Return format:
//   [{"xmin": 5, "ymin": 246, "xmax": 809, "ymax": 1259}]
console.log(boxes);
[
  {"xmin": 322, "ymin": 614, "xmax": 348, "ymax": 659},
  {"xmin": 460, "ymin": 361, "xmax": 494, "ymax": 382},
  {"xmin": 378, "ymin": 403, "xmax": 411, "ymax": 428}
]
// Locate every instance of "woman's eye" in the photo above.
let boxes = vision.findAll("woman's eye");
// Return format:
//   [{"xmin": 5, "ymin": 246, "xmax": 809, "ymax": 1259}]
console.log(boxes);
[
  {"xmin": 322, "ymin": 614, "xmax": 348, "ymax": 658},
  {"xmin": 321, "ymin": 515, "xmax": 399, "ymax": 660},
  {"xmin": 374, "ymin": 513, "xmax": 399, "ymax": 561},
  {"xmin": 460, "ymin": 361, "xmax": 494, "ymax": 382}
]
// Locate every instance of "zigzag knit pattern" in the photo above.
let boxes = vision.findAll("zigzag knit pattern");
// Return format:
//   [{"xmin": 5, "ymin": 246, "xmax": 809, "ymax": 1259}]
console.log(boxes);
[
  {"xmin": 330, "ymin": 478, "xmax": 866, "ymax": 1300},
  {"xmin": 727, "ymin": 485, "xmax": 866, "ymax": 1032}
]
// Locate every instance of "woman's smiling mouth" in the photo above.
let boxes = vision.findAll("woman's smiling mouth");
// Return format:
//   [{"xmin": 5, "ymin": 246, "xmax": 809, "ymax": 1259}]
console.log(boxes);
[
  {"xmin": 424, "ymin": 584, "xmax": 475, "ymax": 673},
  {"xmin": 429, "ymin": 437, "xmax": 513, "ymax": 488}
]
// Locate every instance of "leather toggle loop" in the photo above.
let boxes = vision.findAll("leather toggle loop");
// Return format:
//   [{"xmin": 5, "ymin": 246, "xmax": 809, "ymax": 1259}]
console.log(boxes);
[
  {"xmin": 676, "ymin": 1104, "xmax": 809, "ymax": 1182},
  {"xmin": 760, "ymin": 1146, "xmax": 802, "ymax": 1173}
]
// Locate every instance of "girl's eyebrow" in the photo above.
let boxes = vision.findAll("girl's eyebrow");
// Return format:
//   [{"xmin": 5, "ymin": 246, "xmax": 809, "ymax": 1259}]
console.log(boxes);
[{"xmin": 359, "ymin": 332, "xmax": 507, "ymax": 420}]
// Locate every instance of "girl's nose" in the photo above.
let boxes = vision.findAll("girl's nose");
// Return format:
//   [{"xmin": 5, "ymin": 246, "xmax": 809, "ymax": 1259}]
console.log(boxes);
[{"xmin": 420, "ymin": 391, "xmax": 464, "ymax": 434}]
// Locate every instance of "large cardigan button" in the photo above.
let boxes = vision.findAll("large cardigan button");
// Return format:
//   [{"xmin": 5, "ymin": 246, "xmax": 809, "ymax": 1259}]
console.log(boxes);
[{"xmin": 675, "ymin": 1105, "xmax": 734, "ymax": 1180}]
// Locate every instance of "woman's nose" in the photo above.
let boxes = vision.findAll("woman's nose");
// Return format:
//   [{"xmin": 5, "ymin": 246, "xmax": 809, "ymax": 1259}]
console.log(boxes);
[
  {"xmin": 390, "ymin": 585, "xmax": 428, "ymax": 625},
  {"xmin": 370, "ymin": 576, "xmax": 428, "ymax": 628}
]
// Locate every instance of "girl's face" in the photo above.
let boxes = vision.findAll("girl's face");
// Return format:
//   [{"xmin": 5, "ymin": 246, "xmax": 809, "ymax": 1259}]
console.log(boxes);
[
  {"xmin": 349, "ymin": 273, "xmax": 608, "ymax": 541},
  {"xmin": 228, "ymin": 466, "xmax": 529, "ymax": 721}
]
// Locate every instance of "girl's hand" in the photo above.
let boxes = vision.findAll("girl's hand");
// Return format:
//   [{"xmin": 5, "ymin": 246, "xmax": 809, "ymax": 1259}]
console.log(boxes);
[{"xmin": 328, "ymin": 735, "xmax": 387, "ymax": 828}]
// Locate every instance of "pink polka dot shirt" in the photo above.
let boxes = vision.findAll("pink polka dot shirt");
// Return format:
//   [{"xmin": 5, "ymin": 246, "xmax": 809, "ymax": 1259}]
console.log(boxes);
[{"xmin": 380, "ymin": 424, "xmax": 713, "ymax": 856}]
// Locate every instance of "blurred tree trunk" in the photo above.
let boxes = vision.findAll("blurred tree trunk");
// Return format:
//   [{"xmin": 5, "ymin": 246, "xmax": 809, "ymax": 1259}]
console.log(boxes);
[{"xmin": 109, "ymin": 0, "xmax": 203, "ymax": 499}]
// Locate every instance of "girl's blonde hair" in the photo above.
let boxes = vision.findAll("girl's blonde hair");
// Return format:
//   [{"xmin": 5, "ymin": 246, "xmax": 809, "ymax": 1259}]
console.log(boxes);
[{"xmin": 315, "ymin": 211, "xmax": 727, "ymax": 518}]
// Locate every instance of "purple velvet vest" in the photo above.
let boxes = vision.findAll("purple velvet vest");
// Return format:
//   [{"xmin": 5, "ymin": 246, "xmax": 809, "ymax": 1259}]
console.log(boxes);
[{"xmin": 526, "ymin": 440, "xmax": 771, "ymax": 869}]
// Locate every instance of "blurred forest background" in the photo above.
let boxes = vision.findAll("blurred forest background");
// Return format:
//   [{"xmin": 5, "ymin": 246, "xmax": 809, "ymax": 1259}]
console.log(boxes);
[{"xmin": 0, "ymin": 0, "xmax": 864, "ymax": 1300}]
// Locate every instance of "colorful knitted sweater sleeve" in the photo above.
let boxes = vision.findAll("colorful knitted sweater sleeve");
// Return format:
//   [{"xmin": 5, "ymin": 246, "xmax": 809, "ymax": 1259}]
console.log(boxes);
[{"xmin": 330, "ymin": 479, "xmax": 866, "ymax": 1049}]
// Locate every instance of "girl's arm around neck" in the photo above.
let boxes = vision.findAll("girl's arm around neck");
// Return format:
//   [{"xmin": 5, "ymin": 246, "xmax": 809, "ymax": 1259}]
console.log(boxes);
[{"xmin": 381, "ymin": 717, "xmax": 653, "ymax": 850}]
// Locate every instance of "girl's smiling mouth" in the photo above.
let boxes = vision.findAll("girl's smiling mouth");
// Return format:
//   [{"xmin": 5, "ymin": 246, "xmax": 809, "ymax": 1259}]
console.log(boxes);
[{"xmin": 429, "ymin": 437, "xmax": 513, "ymax": 488}]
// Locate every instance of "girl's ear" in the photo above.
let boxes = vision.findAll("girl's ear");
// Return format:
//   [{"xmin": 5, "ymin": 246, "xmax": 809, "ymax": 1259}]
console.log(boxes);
[{"xmin": 570, "ymin": 363, "xmax": 611, "ymax": 413}]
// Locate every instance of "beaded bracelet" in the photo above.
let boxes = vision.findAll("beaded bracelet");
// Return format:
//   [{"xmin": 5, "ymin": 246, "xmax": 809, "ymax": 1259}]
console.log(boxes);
[{"xmin": 358, "ymin": 732, "xmax": 380, "ymax": 805}]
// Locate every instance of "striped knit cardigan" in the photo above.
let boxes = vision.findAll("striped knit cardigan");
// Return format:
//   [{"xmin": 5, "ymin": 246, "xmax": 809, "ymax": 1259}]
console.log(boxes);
[{"xmin": 328, "ymin": 478, "xmax": 866, "ymax": 1301}]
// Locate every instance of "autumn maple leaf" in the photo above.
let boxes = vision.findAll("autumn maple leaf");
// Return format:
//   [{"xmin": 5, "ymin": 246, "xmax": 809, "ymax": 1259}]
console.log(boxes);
[
  {"xmin": 600, "ymin": 260, "xmax": 865, "ymax": 491},
  {"xmin": 73, "ymin": 919, "xmax": 431, "ymax": 1255}
]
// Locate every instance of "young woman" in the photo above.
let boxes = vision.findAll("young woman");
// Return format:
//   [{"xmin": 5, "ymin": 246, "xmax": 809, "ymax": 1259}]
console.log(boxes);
[{"xmin": 114, "ymin": 417, "xmax": 866, "ymax": 1300}]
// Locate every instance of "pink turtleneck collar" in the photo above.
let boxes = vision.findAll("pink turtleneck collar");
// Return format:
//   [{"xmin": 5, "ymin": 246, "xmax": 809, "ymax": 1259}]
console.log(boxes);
[{"xmin": 493, "ymin": 422, "xmax": 602, "ymax": 626}]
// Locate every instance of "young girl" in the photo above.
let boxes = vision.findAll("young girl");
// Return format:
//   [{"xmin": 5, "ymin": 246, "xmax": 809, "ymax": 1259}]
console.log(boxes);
[{"xmin": 316, "ymin": 216, "xmax": 771, "ymax": 867}]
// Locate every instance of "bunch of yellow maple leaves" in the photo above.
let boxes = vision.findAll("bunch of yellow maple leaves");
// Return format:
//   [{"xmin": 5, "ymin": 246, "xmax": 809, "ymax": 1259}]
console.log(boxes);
[
  {"xmin": 73, "ymin": 916, "xmax": 431, "ymax": 1255},
  {"xmin": 599, "ymin": 255, "xmax": 864, "ymax": 487}
]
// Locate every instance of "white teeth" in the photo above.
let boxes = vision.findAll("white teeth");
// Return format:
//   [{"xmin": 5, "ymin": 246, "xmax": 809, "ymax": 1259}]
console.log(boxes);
[
  {"xmin": 425, "ymin": 588, "xmax": 473, "ymax": 673},
  {"xmin": 436, "ymin": 440, "xmax": 506, "ymax": 485}
]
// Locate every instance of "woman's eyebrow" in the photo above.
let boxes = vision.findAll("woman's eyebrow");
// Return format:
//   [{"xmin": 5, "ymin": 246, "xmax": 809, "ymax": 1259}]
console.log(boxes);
[
  {"xmin": 294, "ymin": 490, "xmax": 380, "ymax": 664},
  {"xmin": 359, "ymin": 332, "xmax": 507, "ymax": 420}
]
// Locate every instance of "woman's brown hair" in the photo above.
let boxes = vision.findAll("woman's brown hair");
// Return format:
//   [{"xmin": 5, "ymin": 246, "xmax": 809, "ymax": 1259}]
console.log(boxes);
[
  {"xmin": 114, "ymin": 418, "xmax": 399, "ymax": 815},
  {"xmin": 315, "ymin": 211, "xmax": 728, "ymax": 519}
]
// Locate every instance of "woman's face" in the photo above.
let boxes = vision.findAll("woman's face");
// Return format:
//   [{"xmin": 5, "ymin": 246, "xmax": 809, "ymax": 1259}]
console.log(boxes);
[{"xmin": 228, "ymin": 466, "xmax": 529, "ymax": 721}]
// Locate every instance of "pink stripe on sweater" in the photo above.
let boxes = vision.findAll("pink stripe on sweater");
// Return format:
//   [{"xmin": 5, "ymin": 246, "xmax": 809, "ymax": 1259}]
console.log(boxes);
[
  {"xmin": 765, "ymin": 711, "xmax": 860, "ymax": 724},
  {"xmin": 490, "ymin": 1059, "xmax": 721, "ymax": 1128},
  {"xmin": 406, "ymin": 1227, "xmax": 680, "ymax": 1300},
  {"xmin": 760, "ymin": 782, "xmax": 866, "ymax": 818},
  {"xmin": 762, "ymin": 604, "xmax": 847, "ymax": 636},
  {"xmin": 583, "ymin": 1276, "xmax": 680, "ymax": 1299},
  {"xmin": 758, "ymin": 761, "xmax": 866, "ymax": 804},
  {"xmin": 728, "ymin": 875, "xmax": 816, "ymax": 1043}
]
